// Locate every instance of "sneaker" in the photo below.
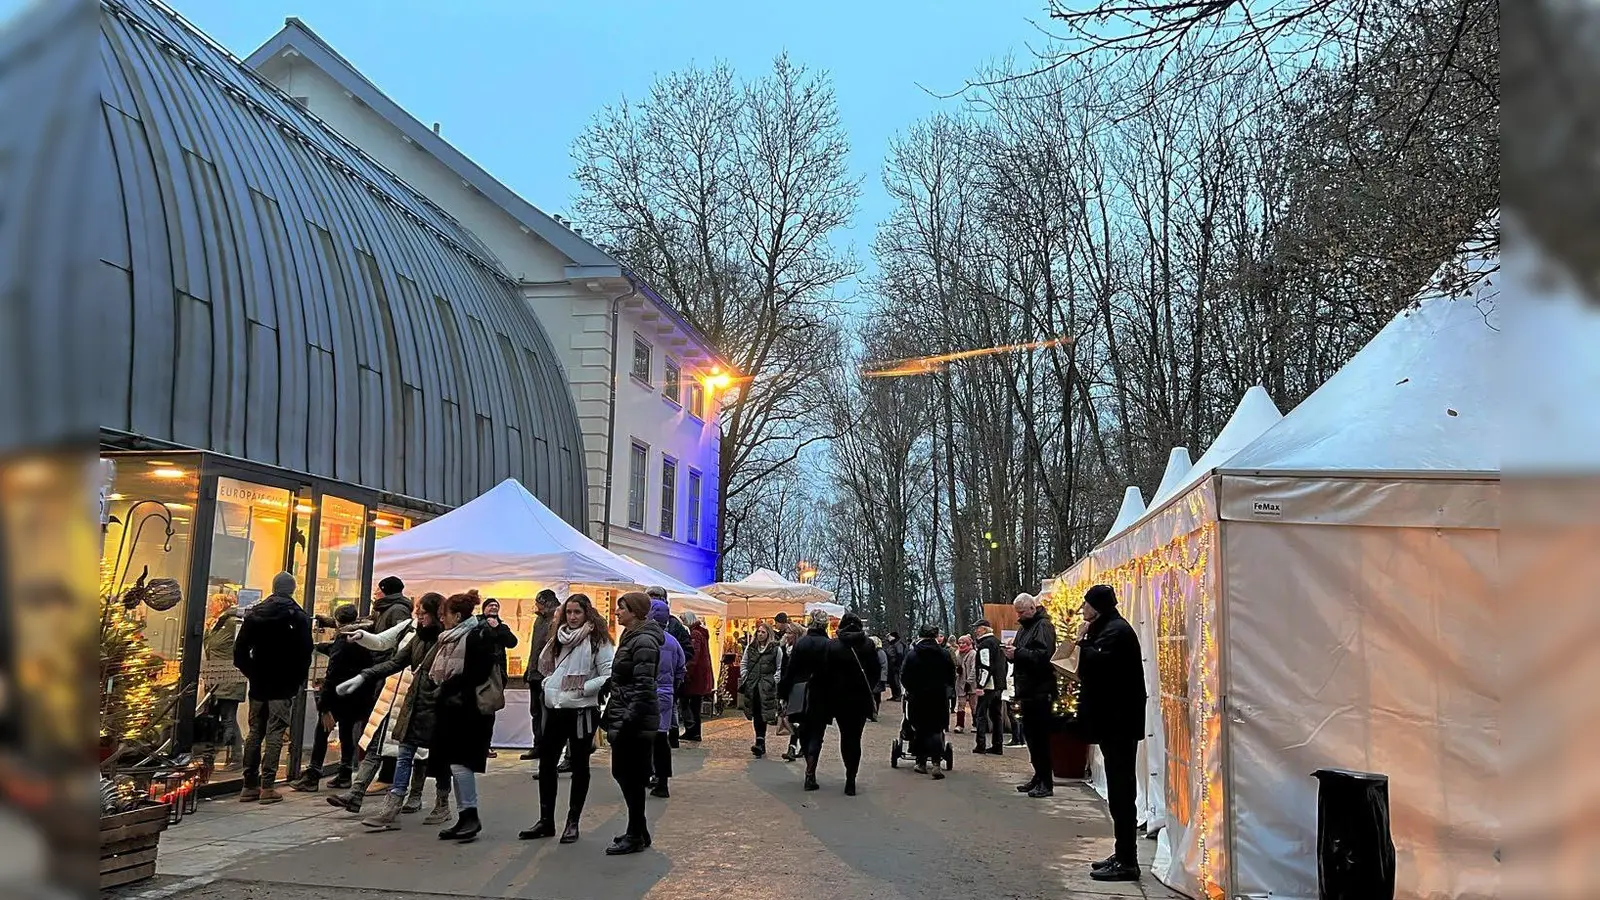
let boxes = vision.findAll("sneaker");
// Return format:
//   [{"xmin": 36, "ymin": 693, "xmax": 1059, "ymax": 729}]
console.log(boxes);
[
  {"xmin": 257, "ymin": 788, "xmax": 284, "ymax": 804},
  {"xmin": 986, "ymin": 746, "xmax": 1003, "ymax": 756},
  {"xmin": 913, "ymin": 763, "xmax": 930, "ymax": 775},
  {"xmin": 1016, "ymin": 780, "xmax": 1039, "ymax": 793},
  {"xmin": 953, "ymin": 726, "xmax": 965, "ymax": 734},
  {"xmin": 289, "ymin": 775, "xmax": 319, "ymax": 793},
  {"xmin": 1027, "ymin": 785, "xmax": 1054, "ymax": 799},
  {"xmin": 931, "ymin": 769, "xmax": 945, "ymax": 781},
  {"xmin": 238, "ymin": 787, "xmax": 261, "ymax": 803},
  {"xmin": 519, "ymin": 749, "xmax": 539, "ymax": 761},
  {"xmin": 1090, "ymin": 861, "xmax": 1140, "ymax": 882},
  {"xmin": 1091, "ymin": 854, "xmax": 1119, "ymax": 870}
]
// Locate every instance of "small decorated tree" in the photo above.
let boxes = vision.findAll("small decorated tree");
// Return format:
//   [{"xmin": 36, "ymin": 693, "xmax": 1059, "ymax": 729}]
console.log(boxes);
[{"xmin": 99, "ymin": 561, "xmax": 179, "ymax": 765}]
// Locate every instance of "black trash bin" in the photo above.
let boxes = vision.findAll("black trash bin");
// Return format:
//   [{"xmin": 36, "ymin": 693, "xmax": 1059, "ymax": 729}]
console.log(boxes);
[{"xmin": 1311, "ymin": 768, "xmax": 1396, "ymax": 900}]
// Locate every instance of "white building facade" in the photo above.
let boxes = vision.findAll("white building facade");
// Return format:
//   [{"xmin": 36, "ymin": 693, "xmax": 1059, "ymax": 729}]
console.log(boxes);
[{"xmin": 247, "ymin": 18, "xmax": 723, "ymax": 587}]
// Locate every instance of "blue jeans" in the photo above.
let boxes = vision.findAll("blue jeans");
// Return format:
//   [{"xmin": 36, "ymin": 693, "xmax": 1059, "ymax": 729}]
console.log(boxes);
[
  {"xmin": 387, "ymin": 743, "xmax": 419, "ymax": 798},
  {"xmin": 451, "ymin": 765, "xmax": 478, "ymax": 811}
]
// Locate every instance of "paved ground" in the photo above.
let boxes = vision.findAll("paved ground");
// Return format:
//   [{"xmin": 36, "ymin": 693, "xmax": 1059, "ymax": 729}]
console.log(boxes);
[{"xmin": 117, "ymin": 713, "xmax": 1183, "ymax": 900}]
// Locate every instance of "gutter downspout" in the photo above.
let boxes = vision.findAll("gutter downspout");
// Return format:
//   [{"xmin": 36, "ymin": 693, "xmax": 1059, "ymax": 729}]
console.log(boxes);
[{"xmin": 600, "ymin": 280, "xmax": 639, "ymax": 547}]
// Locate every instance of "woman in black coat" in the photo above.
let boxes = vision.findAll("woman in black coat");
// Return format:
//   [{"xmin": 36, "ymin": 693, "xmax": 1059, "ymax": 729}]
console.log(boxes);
[
  {"xmin": 822, "ymin": 612, "xmax": 880, "ymax": 796},
  {"xmin": 899, "ymin": 624, "xmax": 956, "ymax": 779},
  {"xmin": 429, "ymin": 590, "xmax": 497, "ymax": 841},
  {"xmin": 776, "ymin": 609, "xmax": 832, "ymax": 791},
  {"xmin": 601, "ymin": 591, "xmax": 662, "ymax": 856}
]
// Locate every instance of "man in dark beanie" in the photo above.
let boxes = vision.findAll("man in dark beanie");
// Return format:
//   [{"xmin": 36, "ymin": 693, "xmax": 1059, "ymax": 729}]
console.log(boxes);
[
  {"xmin": 1075, "ymin": 584, "xmax": 1147, "ymax": 883},
  {"xmin": 233, "ymin": 571, "xmax": 312, "ymax": 803},
  {"xmin": 371, "ymin": 575, "xmax": 413, "ymax": 637}
]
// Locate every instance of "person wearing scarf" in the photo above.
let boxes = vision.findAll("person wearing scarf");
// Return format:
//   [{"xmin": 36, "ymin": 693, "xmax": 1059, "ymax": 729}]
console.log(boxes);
[
  {"xmin": 518, "ymin": 593, "xmax": 615, "ymax": 845},
  {"xmin": 428, "ymin": 590, "xmax": 497, "ymax": 842}
]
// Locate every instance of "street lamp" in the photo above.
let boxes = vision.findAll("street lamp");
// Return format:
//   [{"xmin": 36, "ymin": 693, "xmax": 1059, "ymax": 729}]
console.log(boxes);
[{"xmin": 796, "ymin": 561, "xmax": 817, "ymax": 584}]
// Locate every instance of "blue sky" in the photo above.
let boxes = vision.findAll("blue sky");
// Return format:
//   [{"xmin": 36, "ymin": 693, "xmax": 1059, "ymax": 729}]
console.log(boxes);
[{"xmin": 147, "ymin": 0, "xmax": 1050, "ymax": 306}]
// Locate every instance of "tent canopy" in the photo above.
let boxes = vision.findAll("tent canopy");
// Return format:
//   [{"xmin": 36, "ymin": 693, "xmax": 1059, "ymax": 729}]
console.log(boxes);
[
  {"xmin": 1147, "ymin": 446, "xmax": 1193, "ymax": 509},
  {"xmin": 702, "ymin": 567, "xmax": 835, "ymax": 620},
  {"xmin": 1103, "ymin": 486, "xmax": 1146, "ymax": 543},
  {"xmin": 365, "ymin": 479, "xmax": 726, "ymax": 617}
]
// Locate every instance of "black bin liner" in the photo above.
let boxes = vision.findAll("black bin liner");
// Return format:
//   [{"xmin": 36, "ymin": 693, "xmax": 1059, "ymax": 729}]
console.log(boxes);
[{"xmin": 1311, "ymin": 768, "xmax": 1396, "ymax": 900}]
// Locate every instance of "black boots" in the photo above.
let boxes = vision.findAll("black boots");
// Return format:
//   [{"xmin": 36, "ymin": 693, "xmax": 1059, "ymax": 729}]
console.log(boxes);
[
  {"xmin": 438, "ymin": 807, "xmax": 482, "ymax": 841},
  {"xmin": 519, "ymin": 817, "xmax": 557, "ymax": 840},
  {"xmin": 803, "ymin": 754, "xmax": 820, "ymax": 791},
  {"xmin": 561, "ymin": 816, "xmax": 581, "ymax": 844},
  {"xmin": 751, "ymin": 738, "xmax": 766, "ymax": 758},
  {"xmin": 844, "ymin": 775, "xmax": 857, "ymax": 796},
  {"xmin": 650, "ymin": 778, "xmax": 670, "ymax": 798},
  {"xmin": 326, "ymin": 766, "xmax": 353, "ymax": 790},
  {"xmin": 289, "ymin": 769, "xmax": 321, "ymax": 792}
]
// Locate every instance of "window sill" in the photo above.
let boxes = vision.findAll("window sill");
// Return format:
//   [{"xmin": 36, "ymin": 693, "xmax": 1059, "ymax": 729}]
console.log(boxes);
[
  {"xmin": 662, "ymin": 395, "xmax": 682, "ymax": 409},
  {"xmin": 630, "ymin": 374, "xmax": 653, "ymax": 390}
]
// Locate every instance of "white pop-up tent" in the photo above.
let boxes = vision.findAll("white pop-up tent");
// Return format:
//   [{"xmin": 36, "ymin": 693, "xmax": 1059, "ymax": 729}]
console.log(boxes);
[
  {"xmin": 702, "ymin": 567, "xmax": 837, "ymax": 620},
  {"xmin": 364, "ymin": 478, "xmax": 726, "ymax": 618},
  {"xmin": 1050, "ymin": 258, "xmax": 1499, "ymax": 900},
  {"xmin": 1103, "ymin": 486, "xmax": 1147, "ymax": 542}
]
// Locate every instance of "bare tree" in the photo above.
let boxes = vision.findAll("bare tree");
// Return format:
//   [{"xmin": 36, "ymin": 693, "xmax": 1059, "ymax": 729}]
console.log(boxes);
[{"xmin": 572, "ymin": 56, "xmax": 860, "ymax": 577}]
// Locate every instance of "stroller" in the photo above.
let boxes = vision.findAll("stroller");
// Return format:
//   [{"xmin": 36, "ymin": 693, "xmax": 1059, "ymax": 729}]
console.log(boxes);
[{"xmin": 889, "ymin": 690, "xmax": 954, "ymax": 772}]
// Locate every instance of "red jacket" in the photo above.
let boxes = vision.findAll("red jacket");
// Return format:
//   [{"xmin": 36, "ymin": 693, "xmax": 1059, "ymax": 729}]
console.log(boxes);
[{"xmin": 685, "ymin": 622, "xmax": 715, "ymax": 696}]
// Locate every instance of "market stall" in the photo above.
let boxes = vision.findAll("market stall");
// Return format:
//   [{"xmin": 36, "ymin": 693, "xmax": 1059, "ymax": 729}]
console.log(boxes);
[
  {"xmin": 350, "ymin": 478, "xmax": 726, "ymax": 749},
  {"xmin": 702, "ymin": 568, "xmax": 840, "ymax": 710},
  {"xmin": 1044, "ymin": 257, "xmax": 1502, "ymax": 900}
]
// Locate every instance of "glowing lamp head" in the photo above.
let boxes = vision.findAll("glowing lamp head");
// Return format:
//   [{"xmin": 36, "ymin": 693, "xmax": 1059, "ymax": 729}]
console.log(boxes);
[{"xmin": 706, "ymin": 369, "xmax": 733, "ymax": 392}]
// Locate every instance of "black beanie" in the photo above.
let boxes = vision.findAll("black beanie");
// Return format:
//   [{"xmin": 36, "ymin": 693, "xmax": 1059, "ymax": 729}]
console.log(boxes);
[
  {"xmin": 1085, "ymin": 584, "xmax": 1117, "ymax": 614},
  {"xmin": 378, "ymin": 575, "xmax": 405, "ymax": 595}
]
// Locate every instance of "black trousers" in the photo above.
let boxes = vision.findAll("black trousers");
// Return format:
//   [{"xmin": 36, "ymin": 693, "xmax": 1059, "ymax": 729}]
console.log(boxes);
[
  {"xmin": 1101, "ymin": 738, "xmax": 1140, "ymax": 865},
  {"xmin": 527, "ymin": 678, "xmax": 545, "ymax": 750},
  {"xmin": 751, "ymin": 695, "xmax": 768, "ymax": 742},
  {"xmin": 306, "ymin": 715, "xmax": 359, "ymax": 776},
  {"xmin": 1020, "ymin": 697, "xmax": 1055, "ymax": 788},
  {"xmin": 834, "ymin": 715, "xmax": 866, "ymax": 779},
  {"xmin": 538, "ymin": 708, "xmax": 593, "ymax": 822},
  {"xmin": 652, "ymin": 729, "xmax": 673, "ymax": 783},
  {"xmin": 680, "ymin": 694, "xmax": 704, "ymax": 738},
  {"xmin": 975, "ymin": 692, "xmax": 1005, "ymax": 743},
  {"xmin": 610, "ymin": 731, "xmax": 656, "ymax": 838}
]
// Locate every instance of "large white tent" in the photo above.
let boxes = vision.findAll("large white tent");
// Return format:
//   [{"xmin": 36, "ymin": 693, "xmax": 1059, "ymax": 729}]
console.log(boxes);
[
  {"xmin": 1049, "ymin": 260, "xmax": 1498, "ymax": 900},
  {"xmin": 364, "ymin": 478, "xmax": 726, "ymax": 618}
]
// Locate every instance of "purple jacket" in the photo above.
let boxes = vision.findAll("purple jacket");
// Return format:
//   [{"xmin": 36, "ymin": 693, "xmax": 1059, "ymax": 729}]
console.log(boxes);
[{"xmin": 648, "ymin": 599, "xmax": 687, "ymax": 732}]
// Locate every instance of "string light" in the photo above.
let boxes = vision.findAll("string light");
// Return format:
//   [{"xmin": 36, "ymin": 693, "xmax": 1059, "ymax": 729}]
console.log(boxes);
[{"xmin": 1045, "ymin": 521, "xmax": 1227, "ymax": 900}]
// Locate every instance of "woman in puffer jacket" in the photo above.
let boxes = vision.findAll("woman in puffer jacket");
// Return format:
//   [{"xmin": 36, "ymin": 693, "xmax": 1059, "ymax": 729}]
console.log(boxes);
[
  {"xmin": 647, "ymin": 599, "xmax": 687, "ymax": 798},
  {"xmin": 601, "ymin": 591, "xmax": 662, "ymax": 856},
  {"xmin": 740, "ymin": 622, "xmax": 783, "ymax": 758},
  {"xmin": 518, "ymin": 593, "xmax": 614, "ymax": 845}
]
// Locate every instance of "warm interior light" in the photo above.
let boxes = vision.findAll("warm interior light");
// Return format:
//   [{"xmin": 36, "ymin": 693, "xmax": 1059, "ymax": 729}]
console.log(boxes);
[
  {"xmin": 151, "ymin": 468, "xmax": 185, "ymax": 480},
  {"xmin": 145, "ymin": 460, "xmax": 175, "ymax": 467},
  {"xmin": 295, "ymin": 503, "xmax": 315, "ymax": 513},
  {"xmin": 165, "ymin": 502, "xmax": 191, "ymax": 510},
  {"xmin": 108, "ymin": 492, "xmax": 125, "ymax": 501},
  {"xmin": 257, "ymin": 516, "xmax": 282, "ymax": 524},
  {"xmin": 373, "ymin": 518, "xmax": 393, "ymax": 528}
]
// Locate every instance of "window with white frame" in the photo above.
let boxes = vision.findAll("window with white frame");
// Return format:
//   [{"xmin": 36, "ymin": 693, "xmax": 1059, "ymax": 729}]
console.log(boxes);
[
  {"xmin": 687, "ymin": 469, "xmax": 703, "ymax": 545},
  {"xmin": 688, "ymin": 381, "xmax": 705, "ymax": 420},
  {"xmin": 660, "ymin": 456, "xmax": 677, "ymax": 538},
  {"xmin": 663, "ymin": 359, "xmax": 681, "ymax": 405},
  {"xmin": 628, "ymin": 441, "xmax": 648, "ymax": 529},
  {"xmin": 631, "ymin": 335, "xmax": 651, "ymax": 385}
]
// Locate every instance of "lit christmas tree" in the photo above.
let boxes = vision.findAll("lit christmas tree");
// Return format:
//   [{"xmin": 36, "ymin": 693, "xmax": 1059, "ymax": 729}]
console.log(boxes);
[
  {"xmin": 1042, "ymin": 579, "xmax": 1087, "ymax": 719},
  {"xmin": 100, "ymin": 560, "xmax": 179, "ymax": 759}
]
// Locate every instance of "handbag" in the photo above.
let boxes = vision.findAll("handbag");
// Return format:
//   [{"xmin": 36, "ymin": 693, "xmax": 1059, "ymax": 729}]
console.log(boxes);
[
  {"xmin": 476, "ymin": 663, "xmax": 507, "ymax": 715},
  {"xmin": 785, "ymin": 679, "xmax": 810, "ymax": 719}
]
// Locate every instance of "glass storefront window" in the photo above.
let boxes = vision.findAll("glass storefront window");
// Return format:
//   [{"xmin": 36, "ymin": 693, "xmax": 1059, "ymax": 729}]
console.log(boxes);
[
  {"xmin": 208, "ymin": 477, "xmax": 293, "ymax": 613},
  {"xmin": 101, "ymin": 456, "xmax": 200, "ymax": 691},
  {"xmin": 316, "ymin": 495, "xmax": 366, "ymax": 618}
]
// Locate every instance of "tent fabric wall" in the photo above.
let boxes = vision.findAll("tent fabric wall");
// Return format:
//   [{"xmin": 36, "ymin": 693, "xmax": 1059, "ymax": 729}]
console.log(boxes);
[{"xmin": 1221, "ymin": 514, "xmax": 1498, "ymax": 900}]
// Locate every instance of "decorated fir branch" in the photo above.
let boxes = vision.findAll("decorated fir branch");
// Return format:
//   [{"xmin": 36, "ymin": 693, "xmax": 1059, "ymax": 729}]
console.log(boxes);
[
  {"xmin": 99, "ymin": 560, "xmax": 180, "ymax": 765},
  {"xmin": 1042, "ymin": 578, "xmax": 1086, "ymax": 719}
]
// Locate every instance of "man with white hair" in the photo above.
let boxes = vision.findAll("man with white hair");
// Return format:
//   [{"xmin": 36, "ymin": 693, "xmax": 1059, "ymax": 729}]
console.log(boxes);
[{"xmin": 1003, "ymin": 591, "xmax": 1058, "ymax": 798}]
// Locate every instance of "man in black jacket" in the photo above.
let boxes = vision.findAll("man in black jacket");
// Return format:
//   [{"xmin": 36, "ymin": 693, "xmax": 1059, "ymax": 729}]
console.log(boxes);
[
  {"xmin": 900, "ymin": 625, "xmax": 956, "ymax": 779},
  {"xmin": 1075, "ymin": 584, "xmax": 1147, "ymax": 883},
  {"xmin": 1004, "ymin": 592, "xmax": 1058, "ymax": 798},
  {"xmin": 883, "ymin": 632, "xmax": 906, "ymax": 701},
  {"xmin": 233, "ymin": 571, "xmax": 313, "ymax": 803},
  {"xmin": 971, "ymin": 620, "xmax": 1008, "ymax": 755},
  {"xmin": 520, "ymin": 590, "xmax": 560, "ymax": 760}
]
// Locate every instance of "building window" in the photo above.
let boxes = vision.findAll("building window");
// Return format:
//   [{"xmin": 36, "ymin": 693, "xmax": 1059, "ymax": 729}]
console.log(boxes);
[
  {"xmin": 688, "ymin": 381, "xmax": 705, "ymax": 420},
  {"xmin": 663, "ymin": 359, "xmax": 681, "ymax": 405},
  {"xmin": 628, "ymin": 441, "xmax": 647, "ymax": 529},
  {"xmin": 631, "ymin": 336, "xmax": 651, "ymax": 386},
  {"xmin": 687, "ymin": 469, "xmax": 703, "ymax": 546},
  {"xmin": 660, "ymin": 457, "xmax": 677, "ymax": 538}
]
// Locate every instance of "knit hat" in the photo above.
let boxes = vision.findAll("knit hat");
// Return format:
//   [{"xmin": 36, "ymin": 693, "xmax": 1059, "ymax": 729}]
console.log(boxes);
[
  {"xmin": 271, "ymin": 571, "xmax": 296, "ymax": 596},
  {"xmin": 333, "ymin": 603, "xmax": 358, "ymax": 625},
  {"xmin": 646, "ymin": 585, "xmax": 669, "ymax": 601},
  {"xmin": 378, "ymin": 575, "xmax": 404, "ymax": 595},
  {"xmin": 1085, "ymin": 584, "xmax": 1118, "ymax": 614}
]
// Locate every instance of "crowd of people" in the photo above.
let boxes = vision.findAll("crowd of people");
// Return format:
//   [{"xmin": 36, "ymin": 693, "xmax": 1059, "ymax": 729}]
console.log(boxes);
[{"xmin": 216, "ymin": 572, "xmax": 1147, "ymax": 880}]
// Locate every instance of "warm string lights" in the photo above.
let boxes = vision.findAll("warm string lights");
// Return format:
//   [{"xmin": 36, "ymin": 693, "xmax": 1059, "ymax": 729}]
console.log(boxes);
[
  {"xmin": 99, "ymin": 558, "xmax": 179, "ymax": 750},
  {"xmin": 1047, "ymin": 522, "xmax": 1227, "ymax": 900}
]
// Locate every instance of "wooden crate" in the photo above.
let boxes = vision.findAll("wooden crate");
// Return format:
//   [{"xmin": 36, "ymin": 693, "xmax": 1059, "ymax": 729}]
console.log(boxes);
[{"xmin": 100, "ymin": 804, "xmax": 169, "ymax": 890}]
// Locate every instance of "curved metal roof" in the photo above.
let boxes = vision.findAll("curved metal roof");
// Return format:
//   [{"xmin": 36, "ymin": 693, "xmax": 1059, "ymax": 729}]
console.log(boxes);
[{"xmin": 96, "ymin": 0, "xmax": 588, "ymax": 521}]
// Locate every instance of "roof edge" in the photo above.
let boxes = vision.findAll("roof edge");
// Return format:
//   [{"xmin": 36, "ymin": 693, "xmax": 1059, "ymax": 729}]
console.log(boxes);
[{"xmin": 247, "ymin": 16, "xmax": 618, "ymax": 271}]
